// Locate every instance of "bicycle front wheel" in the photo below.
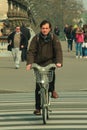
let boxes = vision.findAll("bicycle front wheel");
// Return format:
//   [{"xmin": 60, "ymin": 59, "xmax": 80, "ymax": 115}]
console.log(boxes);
[
  {"xmin": 42, "ymin": 107, "xmax": 47, "ymax": 124},
  {"xmin": 41, "ymin": 87, "xmax": 47, "ymax": 124},
  {"xmin": 47, "ymin": 92, "xmax": 50, "ymax": 119}
]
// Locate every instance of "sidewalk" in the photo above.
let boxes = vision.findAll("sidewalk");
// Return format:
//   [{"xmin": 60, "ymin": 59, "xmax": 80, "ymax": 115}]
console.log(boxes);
[{"xmin": 0, "ymin": 41, "xmax": 87, "ymax": 93}]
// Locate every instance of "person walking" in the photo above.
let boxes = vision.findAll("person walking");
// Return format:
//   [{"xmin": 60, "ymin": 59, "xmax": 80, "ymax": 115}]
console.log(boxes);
[
  {"xmin": 65, "ymin": 25, "xmax": 73, "ymax": 52},
  {"xmin": 54, "ymin": 25, "xmax": 60, "ymax": 36},
  {"xmin": 20, "ymin": 23, "xmax": 31, "ymax": 61},
  {"xmin": 64, "ymin": 24, "xmax": 69, "ymax": 41},
  {"xmin": 75, "ymin": 27, "xmax": 84, "ymax": 58},
  {"xmin": 82, "ymin": 24, "xmax": 87, "ymax": 58},
  {"xmin": 26, "ymin": 20, "xmax": 63, "ymax": 115},
  {"xmin": 8, "ymin": 26, "xmax": 27, "ymax": 69}
]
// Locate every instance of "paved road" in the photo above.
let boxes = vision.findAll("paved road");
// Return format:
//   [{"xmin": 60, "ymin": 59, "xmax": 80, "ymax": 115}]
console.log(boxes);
[
  {"xmin": 0, "ymin": 41, "xmax": 87, "ymax": 129},
  {"xmin": 0, "ymin": 92, "xmax": 87, "ymax": 130}
]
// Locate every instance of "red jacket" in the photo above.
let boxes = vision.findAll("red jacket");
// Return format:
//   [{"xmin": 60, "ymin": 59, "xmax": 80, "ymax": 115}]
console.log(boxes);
[{"xmin": 76, "ymin": 33, "xmax": 84, "ymax": 43}]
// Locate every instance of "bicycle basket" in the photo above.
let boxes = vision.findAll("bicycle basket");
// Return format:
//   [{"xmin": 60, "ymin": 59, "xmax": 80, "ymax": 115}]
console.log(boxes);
[{"xmin": 34, "ymin": 70, "xmax": 53, "ymax": 83}]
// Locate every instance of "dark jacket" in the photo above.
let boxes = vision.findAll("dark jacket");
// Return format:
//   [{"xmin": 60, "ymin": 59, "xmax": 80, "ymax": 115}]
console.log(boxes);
[
  {"xmin": 20, "ymin": 25, "xmax": 31, "ymax": 48},
  {"xmin": 27, "ymin": 33, "xmax": 63, "ymax": 66},
  {"xmin": 54, "ymin": 27, "xmax": 60, "ymax": 36},
  {"xmin": 20, "ymin": 26, "xmax": 31, "ymax": 41},
  {"xmin": 8, "ymin": 31, "xmax": 27, "ymax": 50}
]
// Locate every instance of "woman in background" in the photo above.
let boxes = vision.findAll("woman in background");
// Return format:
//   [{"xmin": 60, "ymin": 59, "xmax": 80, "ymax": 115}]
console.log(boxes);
[{"xmin": 75, "ymin": 27, "xmax": 84, "ymax": 58}]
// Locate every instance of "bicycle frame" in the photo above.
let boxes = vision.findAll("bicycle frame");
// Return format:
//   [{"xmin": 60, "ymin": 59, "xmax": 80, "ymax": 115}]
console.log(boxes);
[{"xmin": 32, "ymin": 63, "xmax": 56, "ymax": 124}]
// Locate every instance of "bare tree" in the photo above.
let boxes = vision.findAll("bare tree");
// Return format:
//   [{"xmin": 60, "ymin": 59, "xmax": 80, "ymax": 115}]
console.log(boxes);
[{"xmin": 27, "ymin": 0, "xmax": 84, "ymax": 32}]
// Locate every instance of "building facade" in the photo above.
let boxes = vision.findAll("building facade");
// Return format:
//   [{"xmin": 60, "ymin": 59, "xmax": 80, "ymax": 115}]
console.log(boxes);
[
  {"xmin": 0, "ymin": 0, "xmax": 32, "ymax": 33},
  {"xmin": 0, "ymin": 0, "xmax": 33, "ymax": 56},
  {"xmin": 7, "ymin": 0, "xmax": 30, "ymax": 29}
]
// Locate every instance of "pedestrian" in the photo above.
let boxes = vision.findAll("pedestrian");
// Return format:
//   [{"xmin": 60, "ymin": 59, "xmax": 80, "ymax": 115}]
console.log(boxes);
[
  {"xmin": 75, "ymin": 27, "xmax": 84, "ymax": 59},
  {"xmin": 20, "ymin": 23, "xmax": 31, "ymax": 61},
  {"xmin": 8, "ymin": 26, "xmax": 27, "ymax": 69},
  {"xmin": 72, "ymin": 24, "xmax": 78, "ymax": 43},
  {"xmin": 54, "ymin": 25, "xmax": 60, "ymax": 36},
  {"xmin": 82, "ymin": 24, "xmax": 87, "ymax": 58},
  {"xmin": 65, "ymin": 25, "xmax": 73, "ymax": 52},
  {"xmin": 64, "ymin": 24, "xmax": 69, "ymax": 41},
  {"xmin": 26, "ymin": 20, "xmax": 63, "ymax": 115}
]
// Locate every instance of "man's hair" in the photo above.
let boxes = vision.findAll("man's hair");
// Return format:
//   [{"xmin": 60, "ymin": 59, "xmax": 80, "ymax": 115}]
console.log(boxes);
[
  {"xmin": 40, "ymin": 20, "xmax": 52, "ymax": 28},
  {"xmin": 15, "ymin": 25, "xmax": 20, "ymax": 29}
]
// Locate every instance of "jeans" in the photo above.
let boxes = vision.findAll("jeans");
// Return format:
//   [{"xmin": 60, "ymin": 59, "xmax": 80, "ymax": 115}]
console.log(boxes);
[
  {"xmin": 67, "ymin": 39, "xmax": 73, "ymax": 51},
  {"xmin": 76, "ymin": 43, "xmax": 82, "ymax": 56},
  {"xmin": 21, "ymin": 48, "xmax": 27, "ymax": 61}
]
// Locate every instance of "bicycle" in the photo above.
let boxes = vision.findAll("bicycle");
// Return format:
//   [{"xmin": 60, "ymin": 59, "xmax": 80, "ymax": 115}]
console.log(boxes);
[{"xmin": 32, "ymin": 63, "xmax": 56, "ymax": 124}]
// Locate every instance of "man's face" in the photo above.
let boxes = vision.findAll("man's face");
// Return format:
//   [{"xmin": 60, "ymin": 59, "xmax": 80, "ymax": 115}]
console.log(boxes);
[
  {"xmin": 16, "ymin": 27, "xmax": 20, "ymax": 33},
  {"xmin": 40, "ymin": 23, "xmax": 51, "ymax": 36}
]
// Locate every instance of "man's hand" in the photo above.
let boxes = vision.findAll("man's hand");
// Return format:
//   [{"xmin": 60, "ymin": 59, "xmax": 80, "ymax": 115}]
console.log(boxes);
[
  {"xmin": 56, "ymin": 63, "xmax": 62, "ymax": 68},
  {"xmin": 21, "ymin": 45, "xmax": 24, "ymax": 48},
  {"xmin": 26, "ymin": 64, "xmax": 32, "ymax": 70}
]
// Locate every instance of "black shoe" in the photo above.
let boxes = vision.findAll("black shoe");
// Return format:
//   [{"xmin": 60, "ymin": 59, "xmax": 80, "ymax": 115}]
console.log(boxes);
[
  {"xmin": 51, "ymin": 91, "xmax": 59, "ymax": 98},
  {"xmin": 21, "ymin": 60, "xmax": 25, "ymax": 62},
  {"xmin": 33, "ymin": 109, "xmax": 41, "ymax": 115},
  {"xmin": 15, "ymin": 67, "xmax": 19, "ymax": 69}
]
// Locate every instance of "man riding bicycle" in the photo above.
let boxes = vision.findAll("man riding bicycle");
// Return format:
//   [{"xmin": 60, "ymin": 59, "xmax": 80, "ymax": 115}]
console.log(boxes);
[{"xmin": 26, "ymin": 20, "xmax": 63, "ymax": 115}]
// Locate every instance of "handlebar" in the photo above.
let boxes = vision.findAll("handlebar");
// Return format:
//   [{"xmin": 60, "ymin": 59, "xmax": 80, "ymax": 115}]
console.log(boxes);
[{"xmin": 32, "ymin": 63, "xmax": 56, "ymax": 71}]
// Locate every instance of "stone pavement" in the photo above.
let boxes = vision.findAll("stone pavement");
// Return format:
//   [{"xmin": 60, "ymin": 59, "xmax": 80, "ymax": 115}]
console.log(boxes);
[{"xmin": 0, "ymin": 41, "xmax": 87, "ymax": 93}]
